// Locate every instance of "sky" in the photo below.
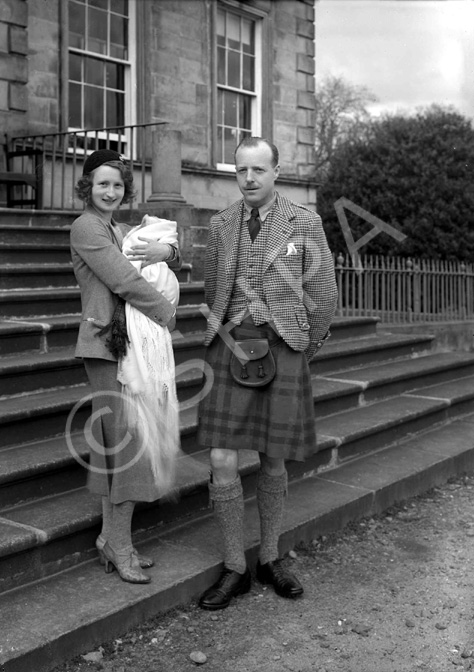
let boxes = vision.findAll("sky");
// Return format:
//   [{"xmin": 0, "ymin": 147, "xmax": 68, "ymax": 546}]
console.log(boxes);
[{"xmin": 315, "ymin": 0, "xmax": 474, "ymax": 117}]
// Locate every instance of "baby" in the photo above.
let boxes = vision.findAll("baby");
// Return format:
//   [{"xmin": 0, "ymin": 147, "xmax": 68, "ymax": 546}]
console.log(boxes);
[{"xmin": 121, "ymin": 214, "xmax": 180, "ymax": 308}]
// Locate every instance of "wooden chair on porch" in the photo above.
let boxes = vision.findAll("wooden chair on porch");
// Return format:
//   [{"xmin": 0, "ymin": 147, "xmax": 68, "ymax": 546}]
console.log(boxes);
[{"xmin": 0, "ymin": 147, "xmax": 44, "ymax": 208}]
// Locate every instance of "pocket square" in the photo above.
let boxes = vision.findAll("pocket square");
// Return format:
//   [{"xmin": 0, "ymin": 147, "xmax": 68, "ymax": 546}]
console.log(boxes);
[{"xmin": 286, "ymin": 243, "xmax": 298, "ymax": 256}]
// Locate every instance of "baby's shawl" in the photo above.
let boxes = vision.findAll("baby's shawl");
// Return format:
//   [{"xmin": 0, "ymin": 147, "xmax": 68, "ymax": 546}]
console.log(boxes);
[
  {"xmin": 118, "ymin": 215, "xmax": 181, "ymax": 497},
  {"xmin": 121, "ymin": 215, "xmax": 180, "ymax": 307}
]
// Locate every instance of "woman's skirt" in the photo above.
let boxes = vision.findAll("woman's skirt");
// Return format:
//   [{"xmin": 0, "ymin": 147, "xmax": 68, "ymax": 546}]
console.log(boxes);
[
  {"xmin": 197, "ymin": 319, "xmax": 316, "ymax": 462},
  {"xmin": 83, "ymin": 357, "xmax": 163, "ymax": 504}
]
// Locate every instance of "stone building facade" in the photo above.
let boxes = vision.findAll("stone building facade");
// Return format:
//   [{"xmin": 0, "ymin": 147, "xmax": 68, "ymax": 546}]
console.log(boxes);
[
  {"xmin": 2, "ymin": 0, "xmax": 316, "ymax": 206},
  {"xmin": 1, "ymin": 0, "xmax": 316, "ymax": 272}
]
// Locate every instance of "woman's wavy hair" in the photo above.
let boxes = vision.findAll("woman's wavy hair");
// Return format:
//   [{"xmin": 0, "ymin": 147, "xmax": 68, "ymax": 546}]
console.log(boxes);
[{"xmin": 75, "ymin": 160, "xmax": 137, "ymax": 205}]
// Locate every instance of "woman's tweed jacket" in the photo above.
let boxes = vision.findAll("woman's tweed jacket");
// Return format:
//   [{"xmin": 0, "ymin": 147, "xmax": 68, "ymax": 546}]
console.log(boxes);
[
  {"xmin": 70, "ymin": 205, "xmax": 178, "ymax": 361},
  {"xmin": 204, "ymin": 193, "xmax": 338, "ymax": 362}
]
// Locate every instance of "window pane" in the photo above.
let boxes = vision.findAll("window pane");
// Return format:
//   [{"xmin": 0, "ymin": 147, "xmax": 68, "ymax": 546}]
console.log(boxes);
[
  {"xmin": 242, "ymin": 54, "xmax": 254, "ymax": 91},
  {"xmin": 239, "ymin": 94, "xmax": 251, "ymax": 130},
  {"xmin": 69, "ymin": 82, "xmax": 82, "ymax": 127},
  {"xmin": 217, "ymin": 46, "xmax": 226, "ymax": 85},
  {"xmin": 226, "ymin": 13, "xmax": 240, "ymax": 50},
  {"xmin": 217, "ymin": 126, "xmax": 224, "ymax": 163},
  {"xmin": 217, "ymin": 89, "xmax": 223, "ymax": 125},
  {"xmin": 238, "ymin": 129, "xmax": 251, "ymax": 146},
  {"xmin": 113, "ymin": 0, "xmax": 128, "ymax": 16},
  {"xmin": 224, "ymin": 127, "xmax": 237, "ymax": 164},
  {"xmin": 242, "ymin": 19, "xmax": 254, "ymax": 55},
  {"xmin": 68, "ymin": 0, "xmax": 129, "ymax": 136},
  {"xmin": 84, "ymin": 85, "xmax": 104, "ymax": 127},
  {"xmin": 227, "ymin": 50, "xmax": 240, "ymax": 89},
  {"xmin": 216, "ymin": 9, "xmax": 259, "ymax": 165},
  {"xmin": 85, "ymin": 57, "xmax": 104, "ymax": 85},
  {"xmin": 106, "ymin": 90, "xmax": 124, "ymax": 127},
  {"xmin": 69, "ymin": 53, "xmax": 82, "ymax": 82},
  {"xmin": 69, "ymin": 0, "xmax": 85, "ymax": 49},
  {"xmin": 110, "ymin": 14, "xmax": 127, "ymax": 59},
  {"xmin": 106, "ymin": 61, "xmax": 124, "ymax": 90},
  {"xmin": 217, "ymin": 10, "xmax": 225, "ymax": 45},
  {"xmin": 224, "ymin": 91, "xmax": 238, "ymax": 127},
  {"xmin": 88, "ymin": 7, "xmax": 107, "ymax": 54},
  {"xmin": 90, "ymin": 0, "xmax": 107, "ymax": 9}
]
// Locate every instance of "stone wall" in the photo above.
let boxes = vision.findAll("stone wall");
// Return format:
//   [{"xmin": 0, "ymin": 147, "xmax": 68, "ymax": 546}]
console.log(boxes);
[
  {"xmin": 145, "ymin": 0, "xmax": 212, "ymax": 167},
  {"xmin": 0, "ymin": 0, "xmax": 29, "ymax": 146},
  {"xmin": 2, "ymin": 0, "xmax": 318, "ymax": 212},
  {"xmin": 273, "ymin": 0, "xmax": 316, "ymax": 186},
  {"xmin": 27, "ymin": 0, "xmax": 60, "ymax": 134}
]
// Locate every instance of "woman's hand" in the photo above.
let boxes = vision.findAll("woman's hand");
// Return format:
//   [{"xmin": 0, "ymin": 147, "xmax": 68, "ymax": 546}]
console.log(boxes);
[{"xmin": 126, "ymin": 237, "xmax": 171, "ymax": 268}]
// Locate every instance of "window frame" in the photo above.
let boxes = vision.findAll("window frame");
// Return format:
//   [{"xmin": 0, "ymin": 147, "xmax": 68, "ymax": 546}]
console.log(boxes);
[
  {"xmin": 214, "ymin": 1, "xmax": 266, "ymax": 172},
  {"xmin": 63, "ymin": 0, "xmax": 136, "ymax": 158}
]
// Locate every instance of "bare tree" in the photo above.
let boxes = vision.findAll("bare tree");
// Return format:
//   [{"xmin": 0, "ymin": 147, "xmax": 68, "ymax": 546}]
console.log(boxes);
[{"xmin": 315, "ymin": 75, "xmax": 377, "ymax": 180}]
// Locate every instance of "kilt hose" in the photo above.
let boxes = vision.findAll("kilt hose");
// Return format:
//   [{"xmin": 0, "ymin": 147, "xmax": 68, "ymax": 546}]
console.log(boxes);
[{"xmin": 197, "ymin": 318, "xmax": 317, "ymax": 462}]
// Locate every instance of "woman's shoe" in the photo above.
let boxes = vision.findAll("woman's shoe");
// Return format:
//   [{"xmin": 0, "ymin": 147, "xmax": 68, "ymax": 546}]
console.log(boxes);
[
  {"xmin": 101, "ymin": 542, "xmax": 151, "ymax": 584},
  {"xmin": 132, "ymin": 549, "xmax": 154, "ymax": 569},
  {"xmin": 96, "ymin": 535, "xmax": 154, "ymax": 569}
]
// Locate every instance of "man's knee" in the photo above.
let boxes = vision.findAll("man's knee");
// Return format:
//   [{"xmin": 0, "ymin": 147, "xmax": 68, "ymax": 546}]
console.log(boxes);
[
  {"xmin": 209, "ymin": 448, "xmax": 239, "ymax": 484},
  {"xmin": 259, "ymin": 454, "xmax": 285, "ymax": 477}
]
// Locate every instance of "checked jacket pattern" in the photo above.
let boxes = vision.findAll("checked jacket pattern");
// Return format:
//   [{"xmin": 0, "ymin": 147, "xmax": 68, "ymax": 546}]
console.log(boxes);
[{"xmin": 204, "ymin": 193, "xmax": 338, "ymax": 362}]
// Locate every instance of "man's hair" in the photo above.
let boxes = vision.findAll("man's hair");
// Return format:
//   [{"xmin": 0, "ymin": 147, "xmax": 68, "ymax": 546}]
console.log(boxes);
[
  {"xmin": 75, "ymin": 160, "xmax": 137, "ymax": 204},
  {"xmin": 234, "ymin": 136, "xmax": 279, "ymax": 167}
]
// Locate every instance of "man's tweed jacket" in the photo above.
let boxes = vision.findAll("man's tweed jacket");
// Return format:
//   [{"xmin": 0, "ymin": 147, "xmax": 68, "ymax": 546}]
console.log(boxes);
[
  {"xmin": 204, "ymin": 193, "xmax": 338, "ymax": 362},
  {"xmin": 70, "ymin": 205, "xmax": 178, "ymax": 361}
]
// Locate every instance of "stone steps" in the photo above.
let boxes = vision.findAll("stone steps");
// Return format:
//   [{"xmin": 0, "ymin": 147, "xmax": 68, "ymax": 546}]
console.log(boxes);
[
  {"xmin": 313, "ymin": 330, "xmax": 434, "ymax": 374},
  {"xmin": 0, "ymin": 304, "xmax": 205, "ymax": 357},
  {"xmin": 0, "ymin": 329, "xmax": 439, "ymax": 449},
  {"xmin": 2, "ymin": 209, "xmax": 474, "ymax": 672},
  {"xmin": 0, "ymin": 263, "xmax": 77, "ymax": 289},
  {"xmin": 2, "ymin": 413, "xmax": 474, "ymax": 672},
  {"xmin": 0, "ymin": 280, "xmax": 204, "ymax": 319},
  {"xmin": 0, "ymin": 223, "xmax": 71, "ymax": 245},
  {"xmin": 3, "ymin": 345, "xmax": 468, "ymax": 507},
  {"xmin": 0, "ymin": 242, "xmax": 72, "ymax": 265},
  {"xmin": 0, "ymin": 261, "xmax": 193, "ymax": 290},
  {"xmin": 1, "ymin": 360, "xmax": 474, "ymax": 595}
]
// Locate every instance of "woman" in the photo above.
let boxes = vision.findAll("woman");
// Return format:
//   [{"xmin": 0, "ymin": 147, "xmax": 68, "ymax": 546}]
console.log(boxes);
[{"xmin": 70, "ymin": 149, "xmax": 181, "ymax": 583}]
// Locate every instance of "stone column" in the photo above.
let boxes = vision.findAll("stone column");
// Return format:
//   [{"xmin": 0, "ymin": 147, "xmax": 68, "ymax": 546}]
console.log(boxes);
[{"xmin": 146, "ymin": 128, "xmax": 187, "ymax": 205}]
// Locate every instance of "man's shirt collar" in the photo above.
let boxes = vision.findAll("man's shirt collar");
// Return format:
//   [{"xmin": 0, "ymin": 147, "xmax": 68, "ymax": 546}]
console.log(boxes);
[{"xmin": 243, "ymin": 193, "xmax": 277, "ymax": 223}]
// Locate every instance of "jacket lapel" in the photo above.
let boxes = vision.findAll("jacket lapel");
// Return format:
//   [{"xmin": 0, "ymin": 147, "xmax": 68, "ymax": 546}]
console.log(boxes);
[
  {"xmin": 262, "ymin": 195, "xmax": 295, "ymax": 273},
  {"xmin": 109, "ymin": 219, "xmax": 124, "ymax": 248},
  {"xmin": 219, "ymin": 200, "xmax": 244, "ymax": 296}
]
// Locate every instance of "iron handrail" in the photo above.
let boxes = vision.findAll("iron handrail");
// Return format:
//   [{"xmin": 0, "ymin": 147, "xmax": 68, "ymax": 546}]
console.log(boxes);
[{"xmin": 5, "ymin": 122, "xmax": 168, "ymax": 210}]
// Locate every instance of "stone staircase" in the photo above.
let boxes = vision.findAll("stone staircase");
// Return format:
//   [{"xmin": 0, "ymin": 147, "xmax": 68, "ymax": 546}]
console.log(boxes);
[{"xmin": 2, "ymin": 208, "xmax": 474, "ymax": 672}]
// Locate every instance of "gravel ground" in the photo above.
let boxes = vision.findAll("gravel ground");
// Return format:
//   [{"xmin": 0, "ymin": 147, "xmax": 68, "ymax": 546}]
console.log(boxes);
[{"xmin": 53, "ymin": 472, "xmax": 474, "ymax": 672}]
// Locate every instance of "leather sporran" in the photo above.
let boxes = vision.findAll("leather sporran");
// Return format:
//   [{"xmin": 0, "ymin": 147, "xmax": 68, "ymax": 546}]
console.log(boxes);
[{"xmin": 230, "ymin": 338, "xmax": 276, "ymax": 388}]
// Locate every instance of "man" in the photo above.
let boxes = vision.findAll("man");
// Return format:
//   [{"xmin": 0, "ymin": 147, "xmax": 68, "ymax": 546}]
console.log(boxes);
[{"xmin": 198, "ymin": 137, "xmax": 338, "ymax": 610}]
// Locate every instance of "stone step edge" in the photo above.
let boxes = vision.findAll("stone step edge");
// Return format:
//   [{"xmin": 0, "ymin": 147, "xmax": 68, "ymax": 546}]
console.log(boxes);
[
  {"xmin": 0, "ymin": 329, "xmax": 436, "ymax": 374},
  {"xmin": 0, "ymin": 261, "xmax": 193, "ymax": 273},
  {"xmin": 3, "ymin": 351, "xmax": 474, "ymax": 463},
  {"xmin": 2, "ymin": 413, "xmax": 474, "ymax": 672},
  {"xmin": 2, "ymin": 383, "xmax": 473, "ymax": 559},
  {"xmin": 2, "ymin": 351, "xmax": 471, "ymax": 433},
  {"xmin": 4, "ymin": 345, "xmax": 473, "ymax": 387}
]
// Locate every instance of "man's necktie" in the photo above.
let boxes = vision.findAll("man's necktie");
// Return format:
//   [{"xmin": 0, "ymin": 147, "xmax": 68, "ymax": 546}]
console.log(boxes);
[{"xmin": 248, "ymin": 208, "xmax": 261, "ymax": 242}]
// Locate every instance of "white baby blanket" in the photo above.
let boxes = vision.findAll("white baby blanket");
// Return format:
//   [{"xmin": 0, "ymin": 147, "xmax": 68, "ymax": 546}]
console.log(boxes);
[{"xmin": 118, "ymin": 215, "xmax": 181, "ymax": 496}]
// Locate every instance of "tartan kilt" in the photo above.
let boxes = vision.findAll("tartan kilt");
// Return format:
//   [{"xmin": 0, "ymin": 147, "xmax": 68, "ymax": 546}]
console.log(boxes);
[{"xmin": 197, "ymin": 322, "xmax": 317, "ymax": 462}]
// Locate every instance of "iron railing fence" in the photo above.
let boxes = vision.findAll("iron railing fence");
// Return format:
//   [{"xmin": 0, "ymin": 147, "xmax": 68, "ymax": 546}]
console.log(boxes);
[
  {"xmin": 335, "ymin": 254, "xmax": 474, "ymax": 323},
  {"xmin": 6, "ymin": 122, "xmax": 167, "ymax": 210}
]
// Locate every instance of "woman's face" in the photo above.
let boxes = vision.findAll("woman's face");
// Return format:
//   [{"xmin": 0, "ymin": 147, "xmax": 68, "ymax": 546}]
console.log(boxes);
[{"xmin": 90, "ymin": 165, "xmax": 125, "ymax": 219}]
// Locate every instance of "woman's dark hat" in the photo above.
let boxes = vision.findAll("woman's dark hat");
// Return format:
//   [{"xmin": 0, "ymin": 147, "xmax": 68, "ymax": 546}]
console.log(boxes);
[{"xmin": 82, "ymin": 149, "xmax": 124, "ymax": 175}]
